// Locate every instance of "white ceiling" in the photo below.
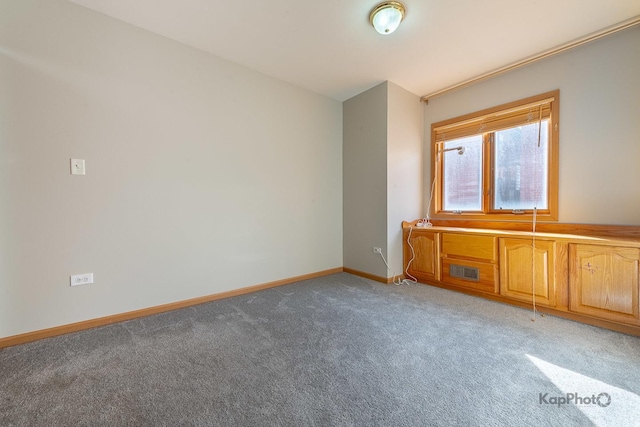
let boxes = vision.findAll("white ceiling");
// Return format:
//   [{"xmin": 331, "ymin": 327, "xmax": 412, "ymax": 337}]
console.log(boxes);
[{"xmin": 67, "ymin": 0, "xmax": 640, "ymax": 101}]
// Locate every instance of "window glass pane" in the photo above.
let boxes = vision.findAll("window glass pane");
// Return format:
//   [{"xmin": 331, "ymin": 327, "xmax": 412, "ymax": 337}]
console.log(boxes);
[
  {"xmin": 442, "ymin": 135, "xmax": 483, "ymax": 211},
  {"xmin": 493, "ymin": 120, "xmax": 549, "ymax": 210}
]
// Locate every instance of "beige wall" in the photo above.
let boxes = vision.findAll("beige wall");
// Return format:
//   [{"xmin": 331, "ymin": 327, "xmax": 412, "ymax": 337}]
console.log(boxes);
[
  {"xmin": 387, "ymin": 83, "xmax": 424, "ymax": 274},
  {"xmin": 423, "ymin": 26, "xmax": 640, "ymax": 225},
  {"xmin": 0, "ymin": 0, "xmax": 343, "ymax": 338},
  {"xmin": 343, "ymin": 82, "xmax": 423, "ymax": 278},
  {"xmin": 343, "ymin": 83, "xmax": 388, "ymax": 277}
]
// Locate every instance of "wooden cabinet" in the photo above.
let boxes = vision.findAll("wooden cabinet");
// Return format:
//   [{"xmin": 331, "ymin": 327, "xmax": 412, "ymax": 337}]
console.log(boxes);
[
  {"xmin": 404, "ymin": 230, "xmax": 440, "ymax": 282},
  {"xmin": 569, "ymin": 244, "xmax": 640, "ymax": 325},
  {"xmin": 401, "ymin": 221, "xmax": 640, "ymax": 335},
  {"xmin": 499, "ymin": 238, "xmax": 557, "ymax": 307}
]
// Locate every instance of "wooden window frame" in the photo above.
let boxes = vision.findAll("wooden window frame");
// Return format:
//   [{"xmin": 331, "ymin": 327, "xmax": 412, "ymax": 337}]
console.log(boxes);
[{"xmin": 431, "ymin": 90, "xmax": 559, "ymax": 221}]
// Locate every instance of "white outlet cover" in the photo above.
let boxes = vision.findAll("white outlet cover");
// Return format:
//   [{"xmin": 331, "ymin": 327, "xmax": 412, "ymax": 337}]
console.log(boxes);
[
  {"xmin": 70, "ymin": 159, "xmax": 86, "ymax": 175},
  {"xmin": 70, "ymin": 273, "xmax": 93, "ymax": 286}
]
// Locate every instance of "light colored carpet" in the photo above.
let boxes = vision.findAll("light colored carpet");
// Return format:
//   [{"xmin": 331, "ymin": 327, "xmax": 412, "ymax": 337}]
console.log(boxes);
[{"xmin": 1, "ymin": 273, "xmax": 639, "ymax": 426}]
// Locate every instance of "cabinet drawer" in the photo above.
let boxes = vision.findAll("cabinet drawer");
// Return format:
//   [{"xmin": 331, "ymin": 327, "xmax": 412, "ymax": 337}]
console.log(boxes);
[
  {"xmin": 442, "ymin": 233, "xmax": 497, "ymax": 262},
  {"xmin": 442, "ymin": 258, "xmax": 498, "ymax": 294}
]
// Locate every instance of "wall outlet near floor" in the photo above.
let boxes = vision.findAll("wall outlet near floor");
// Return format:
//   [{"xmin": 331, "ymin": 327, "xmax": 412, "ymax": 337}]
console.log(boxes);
[
  {"xmin": 70, "ymin": 273, "xmax": 93, "ymax": 286},
  {"xmin": 373, "ymin": 247, "xmax": 382, "ymax": 254}
]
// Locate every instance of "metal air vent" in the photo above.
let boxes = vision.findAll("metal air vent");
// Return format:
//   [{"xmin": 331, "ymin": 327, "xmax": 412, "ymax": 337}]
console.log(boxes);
[{"xmin": 450, "ymin": 264, "xmax": 480, "ymax": 281}]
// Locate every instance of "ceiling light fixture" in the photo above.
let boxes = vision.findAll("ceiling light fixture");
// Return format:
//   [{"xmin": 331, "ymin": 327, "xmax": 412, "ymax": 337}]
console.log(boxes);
[{"xmin": 369, "ymin": 2, "xmax": 406, "ymax": 35}]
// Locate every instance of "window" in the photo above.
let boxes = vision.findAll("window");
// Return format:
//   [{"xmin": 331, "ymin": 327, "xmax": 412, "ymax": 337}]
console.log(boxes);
[{"xmin": 431, "ymin": 90, "xmax": 559, "ymax": 220}]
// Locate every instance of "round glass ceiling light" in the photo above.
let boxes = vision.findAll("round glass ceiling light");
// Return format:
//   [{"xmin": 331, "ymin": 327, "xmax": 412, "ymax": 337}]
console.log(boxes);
[{"xmin": 369, "ymin": 2, "xmax": 406, "ymax": 35}]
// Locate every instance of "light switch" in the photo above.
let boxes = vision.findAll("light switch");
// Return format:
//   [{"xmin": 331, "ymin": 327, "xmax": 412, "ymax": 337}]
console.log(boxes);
[{"xmin": 70, "ymin": 159, "xmax": 85, "ymax": 175}]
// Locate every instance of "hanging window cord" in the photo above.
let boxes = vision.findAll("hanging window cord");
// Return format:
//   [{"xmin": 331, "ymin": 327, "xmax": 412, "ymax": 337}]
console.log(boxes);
[
  {"xmin": 376, "ymin": 227, "xmax": 418, "ymax": 286},
  {"xmin": 531, "ymin": 104, "xmax": 544, "ymax": 322}
]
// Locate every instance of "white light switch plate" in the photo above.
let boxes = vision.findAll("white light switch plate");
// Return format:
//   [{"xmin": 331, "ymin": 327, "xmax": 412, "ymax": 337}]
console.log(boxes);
[{"xmin": 70, "ymin": 159, "xmax": 85, "ymax": 175}]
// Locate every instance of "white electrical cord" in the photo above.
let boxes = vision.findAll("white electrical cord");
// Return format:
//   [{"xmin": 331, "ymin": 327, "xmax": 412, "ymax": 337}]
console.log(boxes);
[
  {"xmin": 404, "ymin": 226, "xmax": 418, "ymax": 283},
  {"xmin": 424, "ymin": 178, "xmax": 437, "ymax": 228},
  {"xmin": 376, "ymin": 226, "xmax": 418, "ymax": 286}
]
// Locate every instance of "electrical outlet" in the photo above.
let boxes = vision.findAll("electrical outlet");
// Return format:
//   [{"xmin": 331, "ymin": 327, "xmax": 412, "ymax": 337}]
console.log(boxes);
[
  {"xmin": 373, "ymin": 247, "xmax": 382, "ymax": 254},
  {"xmin": 70, "ymin": 273, "xmax": 93, "ymax": 286}
]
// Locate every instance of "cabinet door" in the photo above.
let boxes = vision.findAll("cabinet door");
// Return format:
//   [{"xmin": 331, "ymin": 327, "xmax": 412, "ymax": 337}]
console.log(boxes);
[
  {"xmin": 499, "ymin": 238, "xmax": 557, "ymax": 306},
  {"xmin": 405, "ymin": 232, "xmax": 440, "ymax": 282},
  {"xmin": 569, "ymin": 244, "xmax": 640, "ymax": 325}
]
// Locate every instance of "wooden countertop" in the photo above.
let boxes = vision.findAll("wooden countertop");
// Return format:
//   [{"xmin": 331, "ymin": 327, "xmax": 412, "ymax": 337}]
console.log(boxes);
[{"xmin": 402, "ymin": 220, "xmax": 640, "ymax": 247}]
